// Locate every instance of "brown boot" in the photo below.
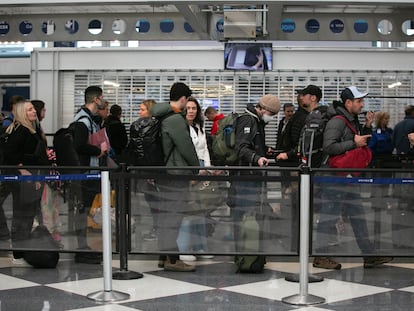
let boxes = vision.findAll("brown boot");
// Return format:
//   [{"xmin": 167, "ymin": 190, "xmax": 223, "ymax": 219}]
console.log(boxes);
[
  {"xmin": 363, "ymin": 256, "xmax": 393, "ymax": 268},
  {"xmin": 313, "ymin": 257, "xmax": 341, "ymax": 270},
  {"xmin": 164, "ymin": 258, "xmax": 196, "ymax": 272}
]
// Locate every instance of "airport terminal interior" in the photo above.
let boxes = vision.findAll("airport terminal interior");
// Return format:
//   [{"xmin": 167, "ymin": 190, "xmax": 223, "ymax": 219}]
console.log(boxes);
[{"xmin": 1, "ymin": 1, "xmax": 414, "ymax": 310}]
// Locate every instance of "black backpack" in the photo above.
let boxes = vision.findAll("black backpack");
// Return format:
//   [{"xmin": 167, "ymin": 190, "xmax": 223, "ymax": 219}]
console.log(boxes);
[
  {"xmin": 23, "ymin": 225, "xmax": 60, "ymax": 268},
  {"xmin": 126, "ymin": 113, "xmax": 174, "ymax": 166},
  {"xmin": 53, "ymin": 116, "xmax": 91, "ymax": 170},
  {"xmin": 0, "ymin": 128, "xmax": 10, "ymax": 166},
  {"xmin": 298, "ymin": 105, "xmax": 329, "ymax": 168}
]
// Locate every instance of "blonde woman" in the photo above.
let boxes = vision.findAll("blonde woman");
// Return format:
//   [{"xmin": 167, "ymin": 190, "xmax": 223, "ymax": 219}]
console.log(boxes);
[
  {"xmin": 4, "ymin": 100, "xmax": 49, "ymax": 266},
  {"xmin": 128, "ymin": 99, "xmax": 162, "ymax": 241}
]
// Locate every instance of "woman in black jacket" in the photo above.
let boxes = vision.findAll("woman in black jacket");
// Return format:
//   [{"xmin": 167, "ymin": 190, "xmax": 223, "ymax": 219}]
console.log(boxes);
[
  {"xmin": 4, "ymin": 100, "xmax": 49, "ymax": 265},
  {"xmin": 103, "ymin": 104, "xmax": 127, "ymax": 162}
]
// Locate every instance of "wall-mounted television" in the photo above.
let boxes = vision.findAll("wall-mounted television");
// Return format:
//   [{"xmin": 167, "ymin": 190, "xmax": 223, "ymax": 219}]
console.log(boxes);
[{"xmin": 224, "ymin": 42, "xmax": 273, "ymax": 71}]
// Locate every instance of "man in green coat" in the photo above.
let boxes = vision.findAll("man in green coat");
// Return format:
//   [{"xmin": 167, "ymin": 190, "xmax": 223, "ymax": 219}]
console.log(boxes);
[{"xmin": 151, "ymin": 82, "xmax": 199, "ymax": 272}]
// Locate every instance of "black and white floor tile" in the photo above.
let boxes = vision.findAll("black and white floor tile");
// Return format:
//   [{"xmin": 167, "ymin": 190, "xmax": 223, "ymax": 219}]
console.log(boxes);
[{"xmin": 0, "ymin": 254, "xmax": 413, "ymax": 311}]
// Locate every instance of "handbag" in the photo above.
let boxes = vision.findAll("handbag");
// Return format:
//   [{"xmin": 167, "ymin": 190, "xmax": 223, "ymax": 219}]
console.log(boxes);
[
  {"xmin": 328, "ymin": 146, "xmax": 372, "ymax": 169},
  {"xmin": 328, "ymin": 115, "xmax": 372, "ymax": 172},
  {"xmin": 189, "ymin": 180, "xmax": 227, "ymax": 214}
]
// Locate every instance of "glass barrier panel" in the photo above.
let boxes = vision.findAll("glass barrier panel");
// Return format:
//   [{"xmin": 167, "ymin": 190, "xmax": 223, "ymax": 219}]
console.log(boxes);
[
  {"xmin": 312, "ymin": 169, "xmax": 414, "ymax": 257},
  {"xmin": 121, "ymin": 166, "xmax": 300, "ymax": 257}
]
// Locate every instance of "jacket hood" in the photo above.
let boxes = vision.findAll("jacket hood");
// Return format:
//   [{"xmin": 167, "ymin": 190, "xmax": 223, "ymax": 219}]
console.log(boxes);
[
  {"xmin": 326, "ymin": 103, "xmax": 338, "ymax": 119},
  {"xmin": 244, "ymin": 103, "xmax": 261, "ymax": 120},
  {"xmin": 150, "ymin": 102, "xmax": 173, "ymax": 118}
]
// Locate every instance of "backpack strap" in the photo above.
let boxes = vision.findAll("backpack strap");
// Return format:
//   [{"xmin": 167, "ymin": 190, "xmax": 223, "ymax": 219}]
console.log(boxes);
[
  {"xmin": 74, "ymin": 115, "xmax": 94, "ymax": 134},
  {"xmin": 332, "ymin": 115, "xmax": 358, "ymax": 135}
]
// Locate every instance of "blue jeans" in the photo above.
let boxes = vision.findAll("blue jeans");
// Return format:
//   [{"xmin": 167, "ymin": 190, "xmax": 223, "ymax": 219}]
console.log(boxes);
[
  {"xmin": 177, "ymin": 215, "xmax": 208, "ymax": 252},
  {"xmin": 315, "ymin": 183, "xmax": 374, "ymax": 255},
  {"xmin": 176, "ymin": 159, "xmax": 209, "ymax": 253}
]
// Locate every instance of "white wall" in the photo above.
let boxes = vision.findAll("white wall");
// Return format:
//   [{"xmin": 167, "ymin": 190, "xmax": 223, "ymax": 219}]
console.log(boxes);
[
  {"xmin": 31, "ymin": 46, "xmax": 414, "ymax": 71},
  {"xmin": 0, "ymin": 57, "xmax": 30, "ymax": 75}
]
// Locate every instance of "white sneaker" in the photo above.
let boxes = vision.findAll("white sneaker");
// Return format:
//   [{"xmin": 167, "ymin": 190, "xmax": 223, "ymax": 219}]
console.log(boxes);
[
  {"xmin": 196, "ymin": 250, "xmax": 214, "ymax": 260},
  {"xmin": 179, "ymin": 255, "xmax": 197, "ymax": 262},
  {"xmin": 11, "ymin": 257, "xmax": 32, "ymax": 268}
]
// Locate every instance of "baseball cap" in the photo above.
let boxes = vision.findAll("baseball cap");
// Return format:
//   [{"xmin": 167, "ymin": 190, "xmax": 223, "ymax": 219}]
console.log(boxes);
[
  {"xmin": 296, "ymin": 85, "xmax": 322, "ymax": 101},
  {"xmin": 340, "ymin": 86, "xmax": 368, "ymax": 102},
  {"xmin": 259, "ymin": 94, "xmax": 280, "ymax": 114}
]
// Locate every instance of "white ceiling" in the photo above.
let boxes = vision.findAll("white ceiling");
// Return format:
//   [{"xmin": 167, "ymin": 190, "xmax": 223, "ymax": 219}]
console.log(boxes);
[
  {"xmin": 1, "ymin": 1, "xmax": 414, "ymax": 42},
  {"xmin": 0, "ymin": 1, "xmax": 412, "ymax": 15}
]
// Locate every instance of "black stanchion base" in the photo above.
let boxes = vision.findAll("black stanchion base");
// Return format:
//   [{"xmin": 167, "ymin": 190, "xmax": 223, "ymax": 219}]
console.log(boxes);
[
  {"xmin": 285, "ymin": 273, "xmax": 324, "ymax": 283},
  {"xmin": 112, "ymin": 270, "xmax": 143, "ymax": 280}
]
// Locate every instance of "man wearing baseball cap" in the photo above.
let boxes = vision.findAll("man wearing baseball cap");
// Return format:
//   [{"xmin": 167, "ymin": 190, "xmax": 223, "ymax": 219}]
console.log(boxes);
[
  {"xmin": 313, "ymin": 85, "xmax": 393, "ymax": 270},
  {"xmin": 297, "ymin": 85, "xmax": 323, "ymax": 110},
  {"xmin": 276, "ymin": 84, "xmax": 322, "ymax": 163},
  {"xmin": 340, "ymin": 85, "xmax": 368, "ymax": 103}
]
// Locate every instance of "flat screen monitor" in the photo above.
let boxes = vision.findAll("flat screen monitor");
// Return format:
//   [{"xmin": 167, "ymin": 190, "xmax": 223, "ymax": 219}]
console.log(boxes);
[{"xmin": 224, "ymin": 42, "xmax": 273, "ymax": 71}]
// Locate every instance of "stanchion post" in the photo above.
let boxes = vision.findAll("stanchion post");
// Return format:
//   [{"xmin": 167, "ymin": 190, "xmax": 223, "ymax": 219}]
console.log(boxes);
[
  {"xmin": 87, "ymin": 171, "xmax": 130, "ymax": 302},
  {"xmin": 282, "ymin": 166, "xmax": 325, "ymax": 306},
  {"xmin": 113, "ymin": 164, "xmax": 143, "ymax": 280}
]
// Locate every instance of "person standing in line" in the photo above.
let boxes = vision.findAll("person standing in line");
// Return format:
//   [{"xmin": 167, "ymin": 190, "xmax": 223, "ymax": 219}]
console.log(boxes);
[
  {"xmin": 72, "ymin": 86, "xmax": 108, "ymax": 264},
  {"xmin": 232, "ymin": 94, "xmax": 280, "ymax": 255},
  {"xmin": 393, "ymin": 105, "xmax": 414, "ymax": 155},
  {"xmin": 204, "ymin": 106, "xmax": 225, "ymax": 136},
  {"xmin": 368, "ymin": 111, "xmax": 395, "ymax": 199},
  {"xmin": 93, "ymin": 99, "xmax": 110, "ymax": 129},
  {"xmin": 315, "ymin": 86, "xmax": 393, "ymax": 269},
  {"xmin": 276, "ymin": 85, "xmax": 322, "ymax": 164},
  {"xmin": 32, "ymin": 100, "xmax": 63, "ymax": 246},
  {"xmin": 4, "ymin": 100, "xmax": 49, "ymax": 266},
  {"xmin": 103, "ymin": 104, "xmax": 128, "ymax": 163},
  {"xmin": 0, "ymin": 95, "xmax": 25, "ymax": 243},
  {"xmin": 369, "ymin": 111, "xmax": 394, "ymax": 162},
  {"xmin": 274, "ymin": 102, "xmax": 295, "ymax": 199},
  {"xmin": 391, "ymin": 106, "xmax": 414, "ymax": 249},
  {"xmin": 177, "ymin": 96, "xmax": 214, "ymax": 262},
  {"xmin": 151, "ymin": 82, "xmax": 200, "ymax": 272},
  {"xmin": 276, "ymin": 85, "xmax": 322, "ymax": 253},
  {"xmin": 128, "ymin": 99, "xmax": 161, "ymax": 242},
  {"xmin": 31, "ymin": 100, "xmax": 47, "ymax": 145},
  {"xmin": 275, "ymin": 102, "xmax": 294, "ymax": 151},
  {"xmin": 204, "ymin": 106, "xmax": 225, "ymax": 165}
]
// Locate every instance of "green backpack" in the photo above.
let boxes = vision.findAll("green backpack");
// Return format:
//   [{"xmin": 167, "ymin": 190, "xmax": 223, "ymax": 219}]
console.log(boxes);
[{"xmin": 212, "ymin": 112, "xmax": 250, "ymax": 165}]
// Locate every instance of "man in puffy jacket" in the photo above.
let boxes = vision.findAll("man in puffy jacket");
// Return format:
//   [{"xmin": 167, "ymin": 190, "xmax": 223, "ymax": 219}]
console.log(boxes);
[
  {"xmin": 314, "ymin": 86, "xmax": 393, "ymax": 269},
  {"xmin": 151, "ymin": 82, "xmax": 199, "ymax": 272}
]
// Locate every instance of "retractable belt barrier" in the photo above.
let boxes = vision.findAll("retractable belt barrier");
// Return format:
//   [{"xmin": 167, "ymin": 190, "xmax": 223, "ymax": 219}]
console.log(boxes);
[
  {"xmin": 0, "ymin": 173, "xmax": 101, "ymax": 182},
  {"xmin": 2, "ymin": 164, "xmax": 413, "ymax": 306}
]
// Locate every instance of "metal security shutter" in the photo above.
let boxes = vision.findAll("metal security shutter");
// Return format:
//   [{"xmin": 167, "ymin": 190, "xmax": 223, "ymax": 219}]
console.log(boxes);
[
  {"xmin": 59, "ymin": 71, "xmax": 76, "ymax": 127},
  {"xmin": 59, "ymin": 69, "xmax": 414, "ymax": 154}
]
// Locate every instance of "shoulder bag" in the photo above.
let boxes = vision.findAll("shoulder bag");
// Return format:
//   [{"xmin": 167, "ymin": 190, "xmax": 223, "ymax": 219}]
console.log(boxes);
[{"xmin": 328, "ymin": 115, "xmax": 372, "ymax": 170}]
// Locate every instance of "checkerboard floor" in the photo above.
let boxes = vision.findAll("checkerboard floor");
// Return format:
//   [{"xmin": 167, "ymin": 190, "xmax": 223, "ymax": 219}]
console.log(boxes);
[{"xmin": 0, "ymin": 254, "xmax": 413, "ymax": 311}]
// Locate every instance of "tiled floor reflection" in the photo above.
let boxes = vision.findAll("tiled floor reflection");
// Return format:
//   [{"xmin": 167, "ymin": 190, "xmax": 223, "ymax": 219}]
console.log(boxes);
[{"xmin": 0, "ymin": 254, "xmax": 413, "ymax": 311}]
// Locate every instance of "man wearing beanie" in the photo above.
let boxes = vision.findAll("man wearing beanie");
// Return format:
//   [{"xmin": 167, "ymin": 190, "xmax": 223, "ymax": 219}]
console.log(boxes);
[{"xmin": 232, "ymin": 94, "xmax": 280, "ymax": 271}]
